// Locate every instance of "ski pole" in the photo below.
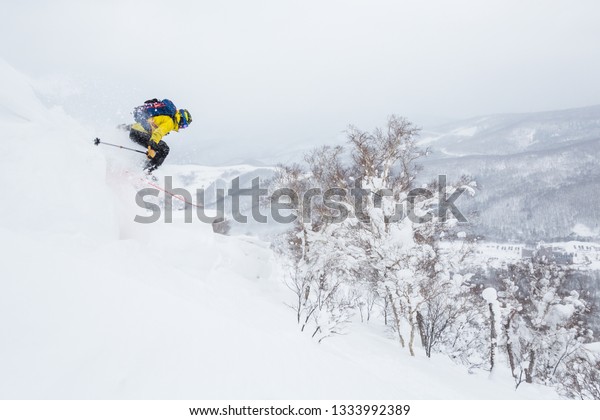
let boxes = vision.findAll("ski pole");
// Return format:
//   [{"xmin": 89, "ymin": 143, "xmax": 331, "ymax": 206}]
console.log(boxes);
[{"xmin": 93, "ymin": 138, "xmax": 146, "ymax": 154}]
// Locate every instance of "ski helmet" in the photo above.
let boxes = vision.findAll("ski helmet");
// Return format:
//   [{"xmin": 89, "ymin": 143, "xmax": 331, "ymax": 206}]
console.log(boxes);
[{"xmin": 178, "ymin": 109, "xmax": 192, "ymax": 129}]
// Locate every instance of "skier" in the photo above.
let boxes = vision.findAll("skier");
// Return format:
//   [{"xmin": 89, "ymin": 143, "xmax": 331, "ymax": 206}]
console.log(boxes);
[{"xmin": 126, "ymin": 99, "xmax": 192, "ymax": 173}]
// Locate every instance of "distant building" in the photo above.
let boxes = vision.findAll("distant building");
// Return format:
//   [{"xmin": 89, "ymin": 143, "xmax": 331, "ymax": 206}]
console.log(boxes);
[
  {"xmin": 473, "ymin": 240, "xmax": 600, "ymax": 267},
  {"xmin": 521, "ymin": 248, "xmax": 534, "ymax": 259},
  {"xmin": 536, "ymin": 245, "xmax": 574, "ymax": 265}
]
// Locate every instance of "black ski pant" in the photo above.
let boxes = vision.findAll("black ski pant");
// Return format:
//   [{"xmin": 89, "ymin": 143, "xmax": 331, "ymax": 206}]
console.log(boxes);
[{"xmin": 129, "ymin": 129, "xmax": 170, "ymax": 170}]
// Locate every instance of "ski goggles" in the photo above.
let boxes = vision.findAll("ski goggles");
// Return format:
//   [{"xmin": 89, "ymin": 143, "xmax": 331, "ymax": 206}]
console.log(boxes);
[{"xmin": 179, "ymin": 110, "xmax": 190, "ymax": 129}]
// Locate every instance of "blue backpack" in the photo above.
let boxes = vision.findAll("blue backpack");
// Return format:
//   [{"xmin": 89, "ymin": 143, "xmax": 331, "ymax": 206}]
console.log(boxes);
[{"xmin": 133, "ymin": 98, "xmax": 177, "ymax": 131}]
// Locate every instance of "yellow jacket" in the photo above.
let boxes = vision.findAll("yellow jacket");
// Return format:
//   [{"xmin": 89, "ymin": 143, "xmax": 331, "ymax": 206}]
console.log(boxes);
[{"xmin": 132, "ymin": 113, "xmax": 181, "ymax": 145}]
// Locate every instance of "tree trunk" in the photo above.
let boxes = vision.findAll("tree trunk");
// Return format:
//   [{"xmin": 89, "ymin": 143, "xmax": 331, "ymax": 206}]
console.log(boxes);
[
  {"xmin": 302, "ymin": 226, "xmax": 309, "ymax": 261},
  {"xmin": 489, "ymin": 303, "xmax": 497, "ymax": 371},
  {"xmin": 408, "ymin": 322, "xmax": 416, "ymax": 356},
  {"xmin": 525, "ymin": 349, "xmax": 535, "ymax": 383},
  {"xmin": 416, "ymin": 310, "xmax": 429, "ymax": 356},
  {"xmin": 387, "ymin": 289, "xmax": 405, "ymax": 348},
  {"xmin": 407, "ymin": 305, "xmax": 416, "ymax": 357},
  {"xmin": 504, "ymin": 312, "xmax": 517, "ymax": 379},
  {"xmin": 383, "ymin": 296, "xmax": 389, "ymax": 326}
]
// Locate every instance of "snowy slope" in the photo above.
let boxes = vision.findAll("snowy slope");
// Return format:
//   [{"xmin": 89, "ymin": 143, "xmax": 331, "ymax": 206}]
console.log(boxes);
[{"xmin": 0, "ymin": 59, "xmax": 556, "ymax": 399}]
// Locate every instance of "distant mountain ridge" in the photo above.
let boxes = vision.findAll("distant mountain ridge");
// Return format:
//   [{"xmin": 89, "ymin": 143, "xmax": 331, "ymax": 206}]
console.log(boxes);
[
  {"xmin": 418, "ymin": 105, "xmax": 600, "ymax": 242},
  {"xmin": 420, "ymin": 104, "xmax": 600, "ymax": 158}
]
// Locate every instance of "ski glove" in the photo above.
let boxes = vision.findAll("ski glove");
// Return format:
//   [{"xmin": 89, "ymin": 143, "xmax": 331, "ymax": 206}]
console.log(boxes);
[{"xmin": 147, "ymin": 146, "xmax": 156, "ymax": 159}]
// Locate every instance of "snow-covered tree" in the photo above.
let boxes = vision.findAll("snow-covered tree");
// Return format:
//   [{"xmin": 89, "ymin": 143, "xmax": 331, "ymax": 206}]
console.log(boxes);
[
  {"xmin": 271, "ymin": 116, "xmax": 476, "ymax": 349},
  {"xmin": 495, "ymin": 256, "xmax": 593, "ymax": 387},
  {"xmin": 269, "ymin": 148, "xmax": 360, "ymax": 342},
  {"xmin": 556, "ymin": 345, "xmax": 600, "ymax": 399}
]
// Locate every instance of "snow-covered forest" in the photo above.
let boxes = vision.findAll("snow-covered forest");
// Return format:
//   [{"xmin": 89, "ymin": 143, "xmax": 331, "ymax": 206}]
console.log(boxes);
[{"xmin": 265, "ymin": 116, "xmax": 600, "ymax": 399}]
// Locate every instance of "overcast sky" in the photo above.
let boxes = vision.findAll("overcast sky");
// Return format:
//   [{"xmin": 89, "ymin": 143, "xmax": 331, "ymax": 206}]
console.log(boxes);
[{"xmin": 1, "ymin": 0, "xmax": 599, "ymax": 164}]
